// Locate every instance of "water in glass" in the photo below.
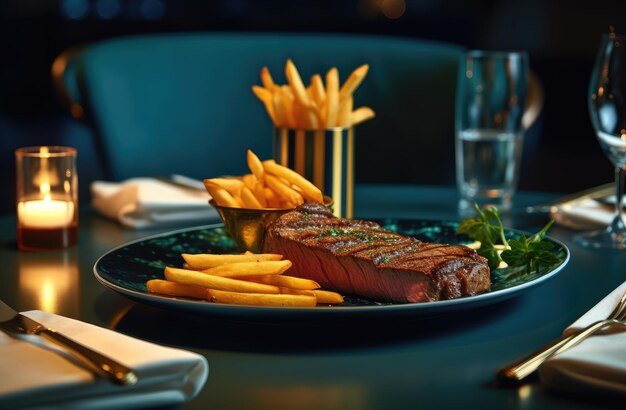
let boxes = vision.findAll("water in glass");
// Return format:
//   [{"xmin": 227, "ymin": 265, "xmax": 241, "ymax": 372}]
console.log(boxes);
[
  {"xmin": 455, "ymin": 51, "xmax": 528, "ymax": 214},
  {"xmin": 457, "ymin": 129, "xmax": 523, "ymax": 206}
]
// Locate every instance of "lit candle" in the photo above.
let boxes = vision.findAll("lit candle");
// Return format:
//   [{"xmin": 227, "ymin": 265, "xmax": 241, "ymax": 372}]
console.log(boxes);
[
  {"xmin": 15, "ymin": 146, "xmax": 78, "ymax": 250},
  {"xmin": 17, "ymin": 196, "xmax": 75, "ymax": 228}
]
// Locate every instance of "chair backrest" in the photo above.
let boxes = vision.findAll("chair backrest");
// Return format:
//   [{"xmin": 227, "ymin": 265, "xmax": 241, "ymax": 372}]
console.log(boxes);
[{"xmin": 58, "ymin": 33, "xmax": 465, "ymax": 184}]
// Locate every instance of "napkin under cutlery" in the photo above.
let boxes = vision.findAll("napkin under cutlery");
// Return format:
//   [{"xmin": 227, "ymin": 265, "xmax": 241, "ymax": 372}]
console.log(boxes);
[
  {"xmin": 0, "ymin": 310, "xmax": 208, "ymax": 409},
  {"xmin": 91, "ymin": 176, "xmax": 218, "ymax": 229},
  {"xmin": 539, "ymin": 281, "xmax": 626, "ymax": 395},
  {"xmin": 546, "ymin": 183, "xmax": 620, "ymax": 230}
]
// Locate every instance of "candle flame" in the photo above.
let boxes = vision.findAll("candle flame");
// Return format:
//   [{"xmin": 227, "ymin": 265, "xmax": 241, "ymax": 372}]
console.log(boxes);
[
  {"xmin": 40, "ymin": 181, "xmax": 51, "ymax": 202},
  {"xmin": 33, "ymin": 146, "xmax": 59, "ymax": 191}
]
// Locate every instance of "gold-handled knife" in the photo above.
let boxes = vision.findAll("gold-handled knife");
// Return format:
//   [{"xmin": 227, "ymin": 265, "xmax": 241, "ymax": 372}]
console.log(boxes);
[
  {"xmin": 525, "ymin": 182, "xmax": 615, "ymax": 214},
  {"xmin": 0, "ymin": 300, "xmax": 138, "ymax": 386},
  {"xmin": 497, "ymin": 290, "xmax": 626, "ymax": 381}
]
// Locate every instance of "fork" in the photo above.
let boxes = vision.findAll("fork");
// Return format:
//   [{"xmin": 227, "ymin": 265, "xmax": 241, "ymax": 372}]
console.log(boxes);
[{"xmin": 497, "ymin": 290, "xmax": 626, "ymax": 381}]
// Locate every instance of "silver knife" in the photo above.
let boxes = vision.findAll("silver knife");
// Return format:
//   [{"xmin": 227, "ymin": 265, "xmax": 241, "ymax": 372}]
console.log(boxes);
[{"xmin": 0, "ymin": 300, "xmax": 138, "ymax": 386}]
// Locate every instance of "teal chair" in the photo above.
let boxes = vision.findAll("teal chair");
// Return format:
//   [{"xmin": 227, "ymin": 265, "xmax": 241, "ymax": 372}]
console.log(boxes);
[{"xmin": 55, "ymin": 33, "xmax": 465, "ymax": 184}]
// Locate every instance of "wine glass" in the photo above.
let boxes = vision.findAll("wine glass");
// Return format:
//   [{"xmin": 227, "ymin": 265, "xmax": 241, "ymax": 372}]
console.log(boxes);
[{"xmin": 576, "ymin": 33, "xmax": 626, "ymax": 249}]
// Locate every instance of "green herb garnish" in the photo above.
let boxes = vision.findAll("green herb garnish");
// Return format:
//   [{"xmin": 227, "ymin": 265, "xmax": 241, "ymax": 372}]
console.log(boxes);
[
  {"xmin": 500, "ymin": 221, "xmax": 561, "ymax": 273},
  {"xmin": 457, "ymin": 203, "xmax": 561, "ymax": 273},
  {"xmin": 457, "ymin": 204, "xmax": 509, "ymax": 269}
]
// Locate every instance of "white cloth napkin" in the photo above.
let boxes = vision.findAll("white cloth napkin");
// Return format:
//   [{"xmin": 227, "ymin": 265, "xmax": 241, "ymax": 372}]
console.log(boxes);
[
  {"xmin": 0, "ymin": 310, "xmax": 208, "ymax": 409},
  {"xmin": 550, "ymin": 199, "xmax": 617, "ymax": 230},
  {"xmin": 91, "ymin": 176, "xmax": 218, "ymax": 229},
  {"xmin": 539, "ymin": 281, "xmax": 626, "ymax": 395}
]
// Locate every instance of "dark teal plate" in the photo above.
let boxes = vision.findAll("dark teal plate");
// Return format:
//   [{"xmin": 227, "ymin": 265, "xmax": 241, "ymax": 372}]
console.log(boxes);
[{"xmin": 93, "ymin": 220, "xmax": 570, "ymax": 318}]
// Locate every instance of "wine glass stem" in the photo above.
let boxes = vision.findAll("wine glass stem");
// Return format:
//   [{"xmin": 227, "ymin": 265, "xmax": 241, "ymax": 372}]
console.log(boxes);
[{"xmin": 611, "ymin": 167, "xmax": 626, "ymax": 235}]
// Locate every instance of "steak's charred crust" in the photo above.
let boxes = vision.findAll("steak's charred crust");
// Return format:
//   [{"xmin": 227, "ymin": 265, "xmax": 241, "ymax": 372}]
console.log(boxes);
[{"xmin": 264, "ymin": 203, "xmax": 491, "ymax": 303}]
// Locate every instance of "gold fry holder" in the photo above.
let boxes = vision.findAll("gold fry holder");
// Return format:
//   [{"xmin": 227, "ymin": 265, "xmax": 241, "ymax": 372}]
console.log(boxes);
[
  {"xmin": 273, "ymin": 127, "xmax": 355, "ymax": 219},
  {"xmin": 211, "ymin": 196, "xmax": 334, "ymax": 253}
]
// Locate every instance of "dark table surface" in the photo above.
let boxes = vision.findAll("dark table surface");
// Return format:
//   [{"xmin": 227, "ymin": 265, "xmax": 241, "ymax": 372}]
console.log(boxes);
[{"xmin": 1, "ymin": 184, "xmax": 624, "ymax": 410}]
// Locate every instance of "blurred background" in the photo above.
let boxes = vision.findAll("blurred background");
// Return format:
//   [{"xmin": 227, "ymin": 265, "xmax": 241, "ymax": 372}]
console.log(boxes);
[{"xmin": 0, "ymin": 0, "xmax": 623, "ymax": 214}]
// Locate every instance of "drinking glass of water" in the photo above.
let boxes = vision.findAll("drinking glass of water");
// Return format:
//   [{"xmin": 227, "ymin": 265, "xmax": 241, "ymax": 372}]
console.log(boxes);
[{"xmin": 455, "ymin": 51, "xmax": 529, "ymax": 214}]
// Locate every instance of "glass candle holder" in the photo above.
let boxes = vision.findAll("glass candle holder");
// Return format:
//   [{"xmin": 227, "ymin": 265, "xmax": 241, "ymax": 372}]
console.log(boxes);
[
  {"xmin": 15, "ymin": 146, "xmax": 78, "ymax": 251},
  {"xmin": 273, "ymin": 127, "xmax": 354, "ymax": 218}
]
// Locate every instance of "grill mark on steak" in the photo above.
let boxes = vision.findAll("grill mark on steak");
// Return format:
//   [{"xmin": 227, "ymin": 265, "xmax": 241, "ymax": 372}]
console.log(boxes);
[{"xmin": 263, "ymin": 203, "xmax": 491, "ymax": 303}]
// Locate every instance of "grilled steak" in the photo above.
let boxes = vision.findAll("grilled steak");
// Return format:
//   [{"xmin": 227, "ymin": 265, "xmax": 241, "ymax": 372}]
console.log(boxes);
[{"xmin": 263, "ymin": 203, "xmax": 490, "ymax": 303}]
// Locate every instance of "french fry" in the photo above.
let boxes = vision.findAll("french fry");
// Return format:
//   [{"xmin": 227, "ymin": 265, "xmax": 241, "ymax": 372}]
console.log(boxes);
[
  {"xmin": 250, "ymin": 274, "xmax": 320, "ymax": 290},
  {"xmin": 201, "ymin": 260, "xmax": 292, "ymax": 278},
  {"xmin": 277, "ymin": 175, "xmax": 291, "ymax": 186},
  {"xmin": 205, "ymin": 178, "xmax": 247, "ymax": 207},
  {"xmin": 280, "ymin": 86, "xmax": 297, "ymax": 128},
  {"xmin": 291, "ymin": 184, "xmax": 304, "ymax": 195},
  {"xmin": 325, "ymin": 67, "xmax": 340, "ymax": 128},
  {"xmin": 252, "ymin": 85, "xmax": 272, "ymax": 103},
  {"xmin": 280, "ymin": 287, "xmax": 313, "ymax": 296},
  {"xmin": 309, "ymin": 74, "xmax": 326, "ymax": 125},
  {"xmin": 338, "ymin": 95, "xmax": 353, "ymax": 128},
  {"xmin": 306, "ymin": 108, "xmax": 319, "ymax": 129},
  {"xmin": 292, "ymin": 100, "xmax": 316, "ymax": 129},
  {"xmin": 264, "ymin": 187, "xmax": 282, "ymax": 208},
  {"xmin": 182, "ymin": 253, "xmax": 283, "ymax": 270},
  {"xmin": 285, "ymin": 59, "xmax": 312, "ymax": 109},
  {"xmin": 253, "ymin": 181, "xmax": 267, "ymax": 207},
  {"xmin": 279, "ymin": 199, "xmax": 297, "ymax": 208},
  {"xmin": 280, "ymin": 287, "xmax": 344, "ymax": 304},
  {"xmin": 260, "ymin": 66, "xmax": 276, "ymax": 91},
  {"xmin": 146, "ymin": 279, "xmax": 209, "ymax": 300},
  {"xmin": 150, "ymin": 250, "xmax": 345, "ymax": 308},
  {"xmin": 254, "ymin": 60, "xmax": 374, "ymax": 129},
  {"xmin": 272, "ymin": 90, "xmax": 287, "ymax": 127},
  {"xmin": 285, "ymin": 59, "xmax": 318, "ymax": 128},
  {"xmin": 207, "ymin": 288, "xmax": 317, "ymax": 307},
  {"xmin": 339, "ymin": 64, "xmax": 369, "ymax": 101},
  {"xmin": 311, "ymin": 289, "xmax": 344, "ymax": 304},
  {"xmin": 233, "ymin": 193, "xmax": 246, "ymax": 207},
  {"xmin": 265, "ymin": 173, "xmax": 304, "ymax": 206},
  {"xmin": 263, "ymin": 160, "xmax": 323, "ymax": 203},
  {"xmin": 204, "ymin": 184, "xmax": 239, "ymax": 208},
  {"xmin": 241, "ymin": 186, "xmax": 263, "ymax": 208},
  {"xmin": 204, "ymin": 178, "xmax": 244, "ymax": 194},
  {"xmin": 351, "ymin": 106, "xmax": 376, "ymax": 126},
  {"xmin": 247, "ymin": 150, "xmax": 265, "ymax": 182},
  {"xmin": 242, "ymin": 173, "xmax": 256, "ymax": 190},
  {"xmin": 310, "ymin": 74, "xmax": 326, "ymax": 107},
  {"xmin": 165, "ymin": 267, "xmax": 280, "ymax": 294}
]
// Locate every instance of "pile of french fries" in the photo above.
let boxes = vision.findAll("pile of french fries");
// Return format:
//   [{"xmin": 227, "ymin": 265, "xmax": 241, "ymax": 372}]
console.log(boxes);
[
  {"xmin": 252, "ymin": 59, "xmax": 375, "ymax": 129},
  {"xmin": 204, "ymin": 150, "xmax": 323, "ymax": 209},
  {"xmin": 146, "ymin": 252, "xmax": 343, "ymax": 307}
]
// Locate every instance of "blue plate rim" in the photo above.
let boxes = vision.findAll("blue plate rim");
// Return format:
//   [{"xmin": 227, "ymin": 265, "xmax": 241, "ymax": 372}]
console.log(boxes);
[{"xmin": 92, "ymin": 221, "xmax": 571, "ymax": 316}]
